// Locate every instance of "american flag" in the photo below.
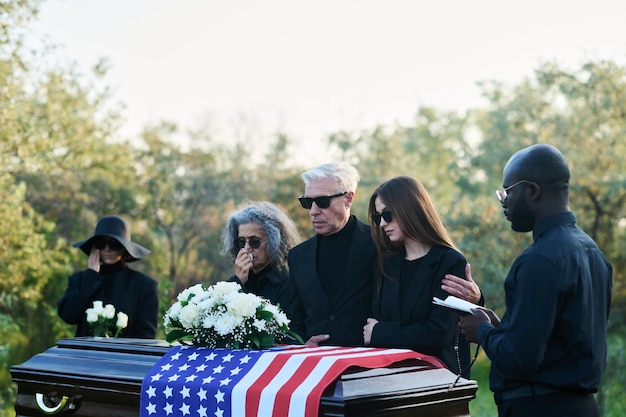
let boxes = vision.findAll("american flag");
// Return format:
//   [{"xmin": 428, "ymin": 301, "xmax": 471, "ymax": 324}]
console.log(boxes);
[{"xmin": 140, "ymin": 345, "xmax": 444, "ymax": 417}]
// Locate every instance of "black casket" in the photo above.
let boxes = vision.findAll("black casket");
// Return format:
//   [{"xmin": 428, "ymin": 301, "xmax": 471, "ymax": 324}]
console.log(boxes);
[{"xmin": 11, "ymin": 338, "xmax": 478, "ymax": 417}]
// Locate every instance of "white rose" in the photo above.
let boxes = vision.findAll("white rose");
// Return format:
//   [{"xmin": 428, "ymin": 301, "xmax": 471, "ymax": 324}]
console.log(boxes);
[
  {"xmin": 210, "ymin": 281, "xmax": 240, "ymax": 299},
  {"xmin": 227, "ymin": 292, "xmax": 260, "ymax": 318},
  {"xmin": 116, "ymin": 312, "xmax": 129, "ymax": 329},
  {"xmin": 103, "ymin": 304, "xmax": 116, "ymax": 319},
  {"xmin": 92, "ymin": 300, "xmax": 104, "ymax": 315},
  {"xmin": 177, "ymin": 283, "xmax": 205, "ymax": 302},
  {"xmin": 178, "ymin": 303, "xmax": 200, "ymax": 328},
  {"xmin": 85, "ymin": 308, "xmax": 99, "ymax": 323}
]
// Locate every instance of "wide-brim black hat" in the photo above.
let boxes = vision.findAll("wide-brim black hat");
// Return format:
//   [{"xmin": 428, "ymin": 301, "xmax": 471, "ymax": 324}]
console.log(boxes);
[{"xmin": 72, "ymin": 215, "xmax": 151, "ymax": 262}]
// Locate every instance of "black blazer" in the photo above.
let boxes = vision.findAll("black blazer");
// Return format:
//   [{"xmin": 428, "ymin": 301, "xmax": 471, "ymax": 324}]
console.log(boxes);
[
  {"xmin": 57, "ymin": 263, "xmax": 159, "ymax": 338},
  {"xmin": 287, "ymin": 217, "xmax": 376, "ymax": 346},
  {"xmin": 371, "ymin": 245, "xmax": 472, "ymax": 377}
]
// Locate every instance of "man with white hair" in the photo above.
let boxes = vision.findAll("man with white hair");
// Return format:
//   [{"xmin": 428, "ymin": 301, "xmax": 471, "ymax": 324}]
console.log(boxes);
[{"xmin": 287, "ymin": 162, "xmax": 375, "ymax": 346}]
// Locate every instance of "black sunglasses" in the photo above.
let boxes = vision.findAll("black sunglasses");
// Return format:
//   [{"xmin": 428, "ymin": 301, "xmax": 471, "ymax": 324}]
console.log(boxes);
[
  {"xmin": 237, "ymin": 237, "xmax": 265, "ymax": 249},
  {"xmin": 93, "ymin": 237, "xmax": 124, "ymax": 251},
  {"xmin": 298, "ymin": 192, "xmax": 347, "ymax": 209},
  {"xmin": 372, "ymin": 210, "xmax": 393, "ymax": 226}
]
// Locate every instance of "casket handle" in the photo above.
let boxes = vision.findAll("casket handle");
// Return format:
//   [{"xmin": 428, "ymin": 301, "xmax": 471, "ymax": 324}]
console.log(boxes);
[{"xmin": 35, "ymin": 392, "xmax": 79, "ymax": 414}]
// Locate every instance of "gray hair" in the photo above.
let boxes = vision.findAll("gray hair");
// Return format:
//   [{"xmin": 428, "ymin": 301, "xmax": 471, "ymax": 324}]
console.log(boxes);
[
  {"xmin": 301, "ymin": 162, "xmax": 360, "ymax": 194},
  {"xmin": 221, "ymin": 201, "xmax": 300, "ymax": 272}
]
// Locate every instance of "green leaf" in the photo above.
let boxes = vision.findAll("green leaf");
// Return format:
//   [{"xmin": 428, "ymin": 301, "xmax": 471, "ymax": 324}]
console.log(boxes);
[{"xmin": 165, "ymin": 329, "xmax": 192, "ymax": 343}]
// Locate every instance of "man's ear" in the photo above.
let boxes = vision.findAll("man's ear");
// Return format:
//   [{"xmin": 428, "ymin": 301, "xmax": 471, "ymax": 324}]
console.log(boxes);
[
  {"xmin": 527, "ymin": 181, "xmax": 541, "ymax": 201},
  {"xmin": 345, "ymin": 191, "xmax": 355, "ymax": 206}
]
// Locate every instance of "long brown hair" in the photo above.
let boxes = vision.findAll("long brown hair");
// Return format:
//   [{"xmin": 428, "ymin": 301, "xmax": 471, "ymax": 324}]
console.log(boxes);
[{"xmin": 368, "ymin": 176, "xmax": 457, "ymax": 291}]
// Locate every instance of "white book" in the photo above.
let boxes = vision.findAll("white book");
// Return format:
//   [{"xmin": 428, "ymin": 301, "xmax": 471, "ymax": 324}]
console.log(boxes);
[{"xmin": 432, "ymin": 295, "xmax": 482, "ymax": 314}]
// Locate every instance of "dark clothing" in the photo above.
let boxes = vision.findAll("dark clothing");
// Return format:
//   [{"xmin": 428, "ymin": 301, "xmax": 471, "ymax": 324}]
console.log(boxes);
[
  {"xmin": 495, "ymin": 392, "xmax": 599, "ymax": 417},
  {"xmin": 371, "ymin": 245, "xmax": 472, "ymax": 377},
  {"xmin": 316, "ymin": 218, "xmax": 354, "ymax": 298},
  {"xmin": 287, "ymin": 216, "xmax": 376, "ymax": 346},
  {"xmin": 57, "ymin": 262, "xmax": 159, "ymax": 338},
  {"xmin": 476, "ymin": 212, "xmax": 612, "ymax": 402},
  {"xmin": 227, "ymin": 265, "xmax": 292, "ymax": 310}
]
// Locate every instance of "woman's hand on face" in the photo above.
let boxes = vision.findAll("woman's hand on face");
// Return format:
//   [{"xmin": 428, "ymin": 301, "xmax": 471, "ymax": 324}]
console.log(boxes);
[
  {"xmin": 88, "ymin": 247, "xmax": 101, "ymax": 272},
  {"xmin": 234, "ymin": 249, "xmax": 253, "ymax": 284}
]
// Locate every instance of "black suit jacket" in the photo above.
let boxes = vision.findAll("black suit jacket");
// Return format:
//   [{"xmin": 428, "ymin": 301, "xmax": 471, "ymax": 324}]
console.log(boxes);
[
  {"xmin": 371, "ymin": 245, "xmax": 472, "ymax": 377},
  {"xmin": 287, "ymin": 216, "xmax": 376, "ymax": 346}
]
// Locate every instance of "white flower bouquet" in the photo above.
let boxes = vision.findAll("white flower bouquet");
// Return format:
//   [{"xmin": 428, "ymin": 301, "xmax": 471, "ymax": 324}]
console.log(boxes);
[
  {"xmin": 164, "ymin": 281, "xmax": 302, "ymax": 349},
  {"xmin": 86, "ymin": 300, "xmax": 128, "ymax": 337}
]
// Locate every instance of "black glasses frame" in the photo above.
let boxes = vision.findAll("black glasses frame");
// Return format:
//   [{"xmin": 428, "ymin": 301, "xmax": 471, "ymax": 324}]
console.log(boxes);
[
  {"xmin": 298, "ymin": 191, "xmax": 347, "ymax": 209},
  {"xmin": 237, "ymin": 237, "xmax": 265, "ymax": 249},
  {"xmin": 372, "ymin": 210, "xmax": 393, "ymax": 226},
  {"xmin": 93, "ymin": 237, "xmax": 124, "ymax": 251},
  {"xmin": 495, "ymin": 180, "xmax": 535, "ymax": 204}
]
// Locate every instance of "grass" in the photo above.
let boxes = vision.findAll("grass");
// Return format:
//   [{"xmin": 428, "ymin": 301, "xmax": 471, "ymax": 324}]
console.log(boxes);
[{"xmin": 468, "ymin": 351, "xmax": 498, "ymax": 417}]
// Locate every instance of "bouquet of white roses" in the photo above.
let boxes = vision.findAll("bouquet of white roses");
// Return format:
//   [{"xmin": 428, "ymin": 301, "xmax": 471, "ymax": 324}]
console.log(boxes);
[
  {"xmin": 164, "ymin": 281, "xmax": 302, "ymax": 349},
  {"xmin": 85, "ymin": 300, "xmax": 129, "ymax": 337}
]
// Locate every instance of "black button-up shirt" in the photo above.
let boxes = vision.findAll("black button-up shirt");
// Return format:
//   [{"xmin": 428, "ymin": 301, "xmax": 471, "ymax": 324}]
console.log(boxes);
[{"xmin": 477, "ymin": 212, "xmax": 612, "ymax": 393}]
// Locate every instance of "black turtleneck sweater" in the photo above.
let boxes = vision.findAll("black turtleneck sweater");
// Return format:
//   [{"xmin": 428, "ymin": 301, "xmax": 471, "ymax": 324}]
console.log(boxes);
[{"xmin": 316, "ymin": 216, "xmax": 355, "ymax": 300}]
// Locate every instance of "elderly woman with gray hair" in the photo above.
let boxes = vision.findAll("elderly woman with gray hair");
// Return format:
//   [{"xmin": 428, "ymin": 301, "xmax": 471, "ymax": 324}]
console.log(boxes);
[{"xmin": 221, "ymin": 201, "xmax": 301, "ymax": 312}]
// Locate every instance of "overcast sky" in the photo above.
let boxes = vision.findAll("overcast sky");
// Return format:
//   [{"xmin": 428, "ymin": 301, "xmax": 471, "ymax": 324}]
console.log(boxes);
[{"xmin": 30, "ymin": 0, "xmax": 626, "ymax": 164}]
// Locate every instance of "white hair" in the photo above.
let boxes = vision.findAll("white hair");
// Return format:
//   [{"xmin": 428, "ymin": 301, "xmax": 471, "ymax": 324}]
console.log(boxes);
[{"xmin": 301, "ymin": 162, "xmax": 360, "ymax": 194}]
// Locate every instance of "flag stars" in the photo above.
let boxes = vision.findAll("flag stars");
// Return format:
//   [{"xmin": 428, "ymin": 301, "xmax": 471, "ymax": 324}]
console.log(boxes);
[
  {"xmin": 171, "ymin": 352, "xmax": 182, "ymax": 361},
  {"xmin": 230, "ymin": 366, "xmax": 242, "ymax": 376},
  {"xmin": 161, "ymin": 363, "xmax": 173, "ymax": 371},
  {"xmin": 240, "ymin": 355, "xmax": 251, "ymax": 364},
  {"xmin": 197, "ymin": 387, "xmax": 208, "ymax": 401},
  {"xmin": 188, "ymin": 351, "xmax": 200, "ymax": 361},
  {"xmin": 222, "ymin": 353, "xmax": 234, "ymax": 362},
  {"xmin": 145, "ymin": 403, "xmax": 156, "ymax": 415},
  {"xmin": 185, "ymin": 374, "xmax": 198, "ymax": 383},
  {"xmin": 212, "ymin": 364, "xmax": 225, "ymax": 374},
  {"xmin": 146, "ymin": 385, "xmax": 156, "ymax": 398},
  {"xmin": 168, "ymin": 373, "xmax": 180, "ymax": 382},
  {"xmin": 150, "ymin": 372, "xmax": 163, "ymax": 382},
  {"xmin": 198, "ymin": 405, "xmax": 208, "ymax": 417},
  {"xmin": 179, "ymin": 403, "xmax": 191, "ymax": 416},
  {"xmin": 196, "ymin": 364, "xmax": 208, "ymax": 372},
  {"xmin": 219, "ymin": 377, "xmax": 232, "ymax": 386},
  {"xmin": 178, "ymin": 363, "xmax": 190, "ymax": 372},
  {"xmin": 215, "ymin": 408, "xmax": 224, "ymax": 417},
  {"xmin": 180, "ymin": 386, "xmax": 191, "ymax": 399},
  {"xmin": 205, "ymin": 352, "xmax": 217, "ymax": 361},
  {"xmin": 215, "ymin": 390, "xmax": 225, "ymax": 403},
  {"xmin": 163, "ymin": 386, "xmax": 173, "ymax": 399},
  {"xmin": 202, "ymin": 376, "xmax": 215, "ymax": 384},
  {"xmin": 164, "ymin": 403, "xmax": 173, "ymax": 415}
]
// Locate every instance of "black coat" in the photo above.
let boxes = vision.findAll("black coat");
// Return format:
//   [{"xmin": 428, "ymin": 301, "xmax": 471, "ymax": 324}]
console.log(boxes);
[
  {"xmin": 287, "ymin": 217, "xmax": 376, "ymax": 346},
  {"xmin": 57, "ymin": 262, "xmax": 159, "ymax": 338},
  {"xmin": 371, "ymin": 245, "xmax": 472, "ymax": 377}
]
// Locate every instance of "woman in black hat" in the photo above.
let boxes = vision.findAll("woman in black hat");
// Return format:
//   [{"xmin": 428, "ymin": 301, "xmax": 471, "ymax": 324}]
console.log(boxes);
[{"xmin": 57, "ymin": 215, "xmax": 159, "ymax": 338}]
